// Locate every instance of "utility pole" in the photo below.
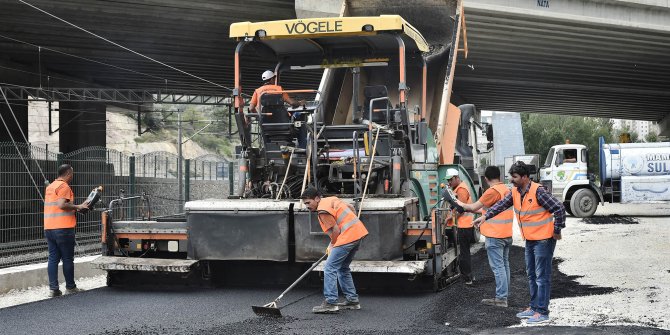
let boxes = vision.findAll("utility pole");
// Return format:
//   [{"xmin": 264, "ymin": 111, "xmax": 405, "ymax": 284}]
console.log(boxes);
[{"xmin": 177, "ymin": 109, "xmax": 183, "ymax": 210}]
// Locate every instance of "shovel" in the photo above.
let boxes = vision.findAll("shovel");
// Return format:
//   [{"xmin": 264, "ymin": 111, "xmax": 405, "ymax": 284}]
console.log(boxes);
[{"xmin": 252, "ymin": 253, "xmax": 328, "ymax": 317}]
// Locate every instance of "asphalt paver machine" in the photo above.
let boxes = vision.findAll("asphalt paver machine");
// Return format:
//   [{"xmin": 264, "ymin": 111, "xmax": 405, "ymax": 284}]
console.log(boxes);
[{"xmin": 95, "ymin": 4, "xmax": 483, "ymax": 291}]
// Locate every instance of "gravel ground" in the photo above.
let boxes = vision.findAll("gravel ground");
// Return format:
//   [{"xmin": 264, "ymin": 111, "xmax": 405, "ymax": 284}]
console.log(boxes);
[
  {"xmin": 0, "ymin": 275, "xmax": 106, "ymax": 309},
  {"xmin": 548, "ymin": 203, "xmax": 670, "ymax": 330},
  {"xmin": 0, "ymin": 203, "xmax": 668, "ymax": 334}
]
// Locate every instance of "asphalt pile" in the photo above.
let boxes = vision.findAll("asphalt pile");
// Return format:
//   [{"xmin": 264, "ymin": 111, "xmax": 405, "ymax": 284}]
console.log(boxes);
[
  {"xmin": 427, "ymin": 246, "xmax": 667, "ymax": 335},
  {"xmin": 428, "ymin": 246, "xmax": 619, "ymax": 333}
]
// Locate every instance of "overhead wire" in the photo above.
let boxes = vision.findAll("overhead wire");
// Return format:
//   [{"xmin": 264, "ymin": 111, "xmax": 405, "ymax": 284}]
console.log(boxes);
[
  {"xmin": 0, "ymin": 89, "xmax": 46, "ymax": 200},
  {"xmin": 2, "ymin": 1, "xmax": 245, "ymax": 178},
  {"xmin": 0, "ymin": 63, "xmax": 105, "ymax": 87},
  {"xmin": 18, "ymin": 0, "xmax": 238, "ymax": 95},
  {"xmin": 0, "ymin": 34, "xmax": 233, "ymax": 94}
]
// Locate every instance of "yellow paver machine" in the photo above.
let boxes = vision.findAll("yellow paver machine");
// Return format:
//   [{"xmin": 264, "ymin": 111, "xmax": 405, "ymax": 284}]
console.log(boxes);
[{"xmin": 94, "ymin": 0, "xmax": 489, "ymax": 291}]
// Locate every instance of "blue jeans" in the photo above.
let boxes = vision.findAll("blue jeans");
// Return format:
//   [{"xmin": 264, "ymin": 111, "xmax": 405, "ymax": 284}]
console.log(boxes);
[
  {"xmin": 45, "ymin": 228, "xmax": 76, "ymax": 290},
  {"xmin": 485, "ymin": 237, "xmax": 512, "ymax": 300},
  {"xmin": 525, "ymin": 238, "xmax": 557, "ymax": 315},
  {"xmin": 323, "ymin": 239, "xmax": 361, "ymax": 304}
]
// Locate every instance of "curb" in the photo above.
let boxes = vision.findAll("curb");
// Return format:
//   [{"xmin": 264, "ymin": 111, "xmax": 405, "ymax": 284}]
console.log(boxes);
[{"xmin": 0, "ymin": 256, "xmax": 104, "ymax": 294}]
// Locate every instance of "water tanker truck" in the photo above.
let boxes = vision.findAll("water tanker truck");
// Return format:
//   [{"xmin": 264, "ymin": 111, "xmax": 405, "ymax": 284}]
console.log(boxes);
[{"xmin": 539, "ymin": 137, "xmax": 670, "ymax": 217}]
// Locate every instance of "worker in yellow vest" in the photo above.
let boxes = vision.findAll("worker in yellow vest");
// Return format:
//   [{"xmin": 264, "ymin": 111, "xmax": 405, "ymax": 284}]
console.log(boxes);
[
  {"xmin": 473, "ymin": 161, "xmax": 565, "ymax": 324},
  {"xmin": 301, "ymin": 187, "xmax": 369, "ymax": 314},
  {"xmin": 457, "ymin": 166, "xmax": 513, "ymax": 307},
  {"xmin": 444, "ymin": 168, "xmax": 476, "ymax": 285},
  {"xmin": 44, "ymin": 164, "xmax": 90, "ymax": 298}
]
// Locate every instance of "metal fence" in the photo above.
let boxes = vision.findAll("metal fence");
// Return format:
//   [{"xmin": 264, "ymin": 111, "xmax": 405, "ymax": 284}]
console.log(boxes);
[{"xmin": 0, "ymin": 142, "xmax": 232, "ymax": 269}]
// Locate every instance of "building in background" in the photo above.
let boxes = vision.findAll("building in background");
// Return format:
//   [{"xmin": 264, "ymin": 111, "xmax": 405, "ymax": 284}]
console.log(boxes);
[
  {"xmin": 476, "ymin": 111, "xmax": 525, "ymax": 182},
  {"xmin": 611, "ymin": 119, "xmax": 659, "ymax": 140}
]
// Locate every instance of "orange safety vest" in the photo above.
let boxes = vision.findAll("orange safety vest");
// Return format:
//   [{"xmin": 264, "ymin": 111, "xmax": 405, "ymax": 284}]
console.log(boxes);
[
  {"xmin": 452, "ymin": 182, "xmax": 475, "ymax": 228},
  {"xmin": 317, "ymin": 197, "xmax": 369, "ymax": 247},
  {"xmin": 44, "ymin": 179, "xmax": 76, "ymax": 230},
  {"xmin": 250, "ymin": 84, "xmax": 289, "ymax": 107},
  {"xmin": 512, "ymin": 182, "xmax": 554, "ymax": 240},
  {"xmin": 480, "ymin": 183, "xmax": 513, "ymax": 238}
]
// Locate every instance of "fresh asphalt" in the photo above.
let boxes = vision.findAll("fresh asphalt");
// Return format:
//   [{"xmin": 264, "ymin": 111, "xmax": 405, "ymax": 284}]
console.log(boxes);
[{"xmin": 1, "ymin": 245, "xmax": 667, "ymax": 335}]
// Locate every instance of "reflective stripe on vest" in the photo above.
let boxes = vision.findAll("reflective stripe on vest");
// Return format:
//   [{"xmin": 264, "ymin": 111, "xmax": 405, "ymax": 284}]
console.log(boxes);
[
  {"xmin": 317, "ymin": 197, "xmax": 369, "ymax": 247},
  {"xmin": 513, "ymin": 207, "xmax": 546, "ymax": 215},
  {"xmin": 44, "ymin": 179, "xmax": 76, "ymax": 230},
  {"xmin": 44, "ymin": 212, "xmax": 76, "ymax": 218},
  {"xmin": 512, "ymin": 182, "xmax": 554, "ymax": 240},
  {"xmin": 480, "ymin": 184, "xmax": 514, "ymax": 238},
  {"xmin": 453, "ymin": 182, "xmax": 474, "ymax": 228}
]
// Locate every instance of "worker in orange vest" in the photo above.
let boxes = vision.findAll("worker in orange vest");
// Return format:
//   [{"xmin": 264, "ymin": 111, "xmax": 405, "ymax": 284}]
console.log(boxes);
[
  {"xmin": 248, "ymin": 70, "xmax": 301, "ymax": 114},
  {"xmin": 44, "ymin": 164, "xmax": 90, "ymax": 297},
  {"xmin": 301, "ymin": 187, "xmax": 369, "ymax": 314},
  {"xmin": 444, "ymin": 168, "xmax": 477, "ymax": 285},
  {"xmin": 473, "ymin": 161, "xmax": 565, "ymax": 324},
  {"xmin": 457, "ymin": 166, "xmax": 514, "ymax": 307}
]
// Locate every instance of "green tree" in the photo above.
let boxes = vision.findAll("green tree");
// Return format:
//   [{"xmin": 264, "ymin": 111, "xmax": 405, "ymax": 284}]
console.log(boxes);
[
  {"xmin": 645, "ymin": 130, "xmax": 659, "ymax": 143},
  {"xmin": 521, "ymin": 114, "xmax": 613, "ymax": 175}
]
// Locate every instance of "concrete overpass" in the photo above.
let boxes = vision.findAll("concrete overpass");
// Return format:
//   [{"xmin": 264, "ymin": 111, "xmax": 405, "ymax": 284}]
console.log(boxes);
[
  {"xmin": 454, "ymin": 0, "xmax": 670, "ymax": 131},
  {"xmin": 1, "ymin": 0, "xmax": 669, "ymax": 144}
]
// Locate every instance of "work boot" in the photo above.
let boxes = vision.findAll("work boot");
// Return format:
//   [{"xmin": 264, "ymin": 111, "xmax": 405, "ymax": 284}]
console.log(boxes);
[
  {"xmin": 335, "ymin": 300, "xmax": 361, "ymax": 310},
  {"xmin": 48, "ymin": 289, "xmax": 62, "ymax": 298},
  {"xmin": 65, "ymin": 287, "xmax": 84, "ymax": 295},
  {"xmin": 464, "ymin": 276, "xmax": 475, "ymax": 285},
  {"xmin": 481, "ymin": 298, "xmax": 508, "ymax": 307},
  {"xmin": 312, "ymin": 300, "xmax": 339, "ymax": 314}
]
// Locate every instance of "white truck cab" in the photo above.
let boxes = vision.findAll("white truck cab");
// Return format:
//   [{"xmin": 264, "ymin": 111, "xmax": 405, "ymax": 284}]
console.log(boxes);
[{"xmin": 539, "ymin": 144, "xmax": 603, "ymax": 217}]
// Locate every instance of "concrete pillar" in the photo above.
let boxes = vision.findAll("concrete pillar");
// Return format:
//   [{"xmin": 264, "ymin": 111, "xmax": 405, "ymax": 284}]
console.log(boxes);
[
  {"xmin": 0, "ymin": 99, "xmax": 28, "ymax": 143},
  {"xmin": 58, "ymin": 102, "xmax": 106, "ymax": 154},
  {"xmin": 658, "ymin": 113, "xmax": 670, "ymax": 138},
  {"xmin": 295, "ymin": 0, "xmax": 345, "ymax": 18}
]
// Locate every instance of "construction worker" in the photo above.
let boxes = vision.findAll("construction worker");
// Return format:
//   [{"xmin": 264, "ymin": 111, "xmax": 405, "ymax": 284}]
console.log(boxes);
[
  {"xmin": 444, "ymin": 168, "xmax": 476, "ymax": 285},
  {"xmin": 301, "ymin": 187, "xmax": 369, "ymax": 314},
  {"xmin": 563, "ymin": 150, "xmax": 577, "ymax": 163},
  {"xmin": 456, "ymin": 166, "xmax": 513, "ymax": 307},
  {"xmin": 473, "ymin": 161, "xmax": 565, "ymax": 324},
  {"xmin": 248, "ymin": 70, "xmax": 301, "ymax": 113},
  {"xmin": 44, "ymin": 164, "xmax": 89, "ymax": 297}
]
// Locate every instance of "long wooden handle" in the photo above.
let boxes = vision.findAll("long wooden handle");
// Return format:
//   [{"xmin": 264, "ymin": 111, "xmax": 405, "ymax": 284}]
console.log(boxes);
[{"xmin": 358, "ymin": 128, "xmax": 381, "ymax": 217}]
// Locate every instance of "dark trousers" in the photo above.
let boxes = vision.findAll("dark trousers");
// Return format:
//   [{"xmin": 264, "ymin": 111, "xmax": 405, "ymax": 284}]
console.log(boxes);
[
  {"xmin": 45, "ymin": 228, "xmax": 76, "ymax": 290},
  {"xmin": 457, "ymin": 227, "xmax": 474, "ymax": 280}
]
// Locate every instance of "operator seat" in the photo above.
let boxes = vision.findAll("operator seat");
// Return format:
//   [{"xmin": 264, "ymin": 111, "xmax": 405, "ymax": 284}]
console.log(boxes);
[
  {"xmin": 260, "ymin": 93, "xmax": 293, "ymax": 144},
  {"xmin": 363, "ymin": 85, "xmax": 389, "ymax": 124}
]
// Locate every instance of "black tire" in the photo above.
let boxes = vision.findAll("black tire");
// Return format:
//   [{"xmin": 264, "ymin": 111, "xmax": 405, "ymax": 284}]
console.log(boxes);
[
  {"xmin": 570, "ymin": 188, "xmax": 598, "ymax": 218},
  {"xmin": 563, "ymin": 202, "xmax": 573, "ymax": 216}
]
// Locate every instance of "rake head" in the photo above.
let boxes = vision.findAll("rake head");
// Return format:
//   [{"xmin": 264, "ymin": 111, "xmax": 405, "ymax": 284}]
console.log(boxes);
[{"xmin": 252, "ymin": 300, "xmax": 283, "ymax": 318}]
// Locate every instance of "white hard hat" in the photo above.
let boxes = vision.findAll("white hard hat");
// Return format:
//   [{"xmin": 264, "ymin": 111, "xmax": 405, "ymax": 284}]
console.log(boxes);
[
  {"xmin": 444, "ymin": 168, "xmax": 460, "ymax": 181},
  {"xmin": 261, "ymin": 70, "xmax": 275, "ymax": 81}
]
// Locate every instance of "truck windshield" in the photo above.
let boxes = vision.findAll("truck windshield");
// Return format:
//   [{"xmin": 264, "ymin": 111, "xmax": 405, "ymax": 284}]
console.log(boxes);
[{"xmin": 543, "ymin": 148, "xmax": 555, "ymax": 167}]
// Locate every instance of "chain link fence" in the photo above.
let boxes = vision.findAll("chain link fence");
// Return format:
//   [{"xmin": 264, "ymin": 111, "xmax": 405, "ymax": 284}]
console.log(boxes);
[{"xmin": 0, "ymin": 142, "xmax": 233, "ymax": 269}]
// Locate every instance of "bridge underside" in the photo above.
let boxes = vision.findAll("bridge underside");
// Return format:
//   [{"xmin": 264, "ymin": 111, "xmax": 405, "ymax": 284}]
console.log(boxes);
[
  {"xmin": 453, "ymin": 0, "xmax": 670, "ymax": 123},
  {"xmin": 0, "ymin": 0, "xmax": 668, "ymax": 128}
]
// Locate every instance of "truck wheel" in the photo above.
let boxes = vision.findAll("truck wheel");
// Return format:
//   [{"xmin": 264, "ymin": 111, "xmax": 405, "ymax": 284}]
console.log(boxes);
[
  {"xmin": 563, "ymin": 202, "xmax": 573, "ymax": 216},
  {"xmin": 570, "ymin": 188, "xmax": 598, "ymax": 218}
]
